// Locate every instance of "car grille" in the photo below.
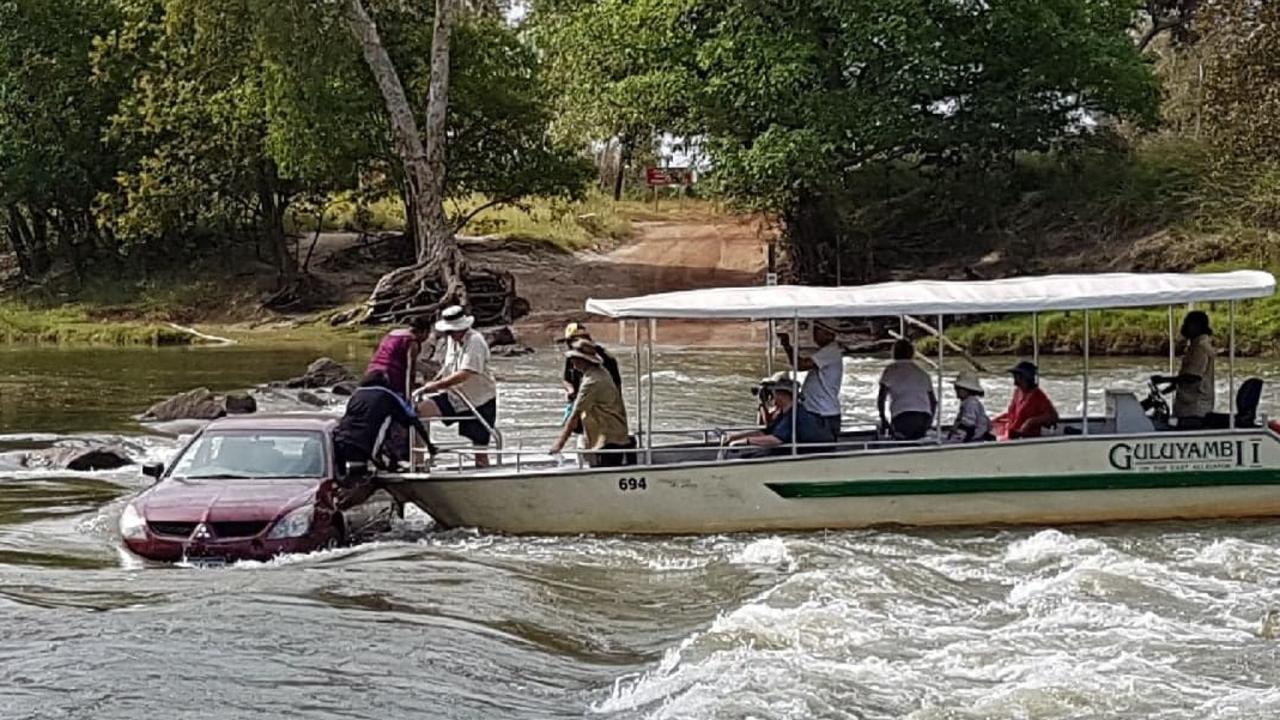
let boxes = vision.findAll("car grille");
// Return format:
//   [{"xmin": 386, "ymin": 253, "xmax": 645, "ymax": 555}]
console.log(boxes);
[
  {"xmin": 210, "ymin": 521, "xmax": 269, "ymax": 538},
  {"xmin": 149, "ymin": 521, "xmax": 198, "ymax": 537}
]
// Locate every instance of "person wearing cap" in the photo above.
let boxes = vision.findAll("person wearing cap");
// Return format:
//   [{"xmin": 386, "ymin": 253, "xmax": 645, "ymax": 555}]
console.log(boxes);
[
  {"xmin": 550, "ymin": 340, "xmax": 633, "ymax": 467},
  {"xmin": 727, "ymin": 372, "xmax": 834, "ymax": 454},
  {"xmin": 946, "ymin": 371, "xmax": 993, "ymax": 443},
  {"xmin": 877, "ymin": 339, "xmax": 937, "ymax": 440},
  {"xmin": 417, "ymin": 305, "xmax": 498, "ymax": 468},
  {"xmin": 1152, "ymin": 310, "xmax": 1216, "ymax": 429},
  {"xmin": 995, "ymin": 361, "xmax": 1059, "ymax": 440},
  {"xmin": 560, "ymin": 322, "xmax": 622, "ymax": 403},
  {"xmin": 778, "ymin": 319, "xmax": 845, "ymax": 438},
  {"xmin": 365, "ymin": 315, "xmax": 433, "ymax": 462}
]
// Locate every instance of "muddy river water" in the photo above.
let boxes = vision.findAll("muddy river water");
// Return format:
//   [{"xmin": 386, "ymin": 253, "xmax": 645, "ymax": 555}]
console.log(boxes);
[{"xmin": 5, "ymin": 342, "xmax": 1280, "ymax": 719}]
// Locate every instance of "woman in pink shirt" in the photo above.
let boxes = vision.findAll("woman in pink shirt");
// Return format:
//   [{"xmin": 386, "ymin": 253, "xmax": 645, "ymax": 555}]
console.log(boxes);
[{"xmin": 366, "ymin": 316, "xmax": 432, "ymax": 400}]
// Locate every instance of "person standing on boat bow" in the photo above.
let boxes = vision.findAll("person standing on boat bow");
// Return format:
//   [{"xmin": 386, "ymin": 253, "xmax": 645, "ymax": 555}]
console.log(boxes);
[
  {"xmin": 364, "ymin": 316, "xmax": 432, "ymax": 463},
  {"xmin": 417, "ymin": 306, "xmax": 498, "ymax": 468},
  {"xmin": 560, "ymin": 322, "xmax": 622, "ymax": 403},
  {"xmin": 878, "ymin": 339, "xmax": 937, "ymax": 440},
  {"xmin": 778, "ymin": 320, "xmax": 844, "ymax": 438},
  {"xmin": 1151, "ymin": 310, "xmax": 1216, "ymax": 430},
  {"xmin": 550, "ymin": 341, "xmax": 633, "ymax": 467},
  {"xmin": 995, "ymin": 361, "xmax": 1059, "ymax": 440}
]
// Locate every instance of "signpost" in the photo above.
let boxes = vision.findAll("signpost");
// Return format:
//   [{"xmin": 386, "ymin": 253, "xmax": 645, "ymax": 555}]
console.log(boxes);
[{"xmin": 645, "ymin": 167, "xmax": 694, "ymax": 210}]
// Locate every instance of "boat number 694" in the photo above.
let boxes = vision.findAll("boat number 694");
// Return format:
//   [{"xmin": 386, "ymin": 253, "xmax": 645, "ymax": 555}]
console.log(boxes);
[{"xmin": 618, "ymin": 477, "xmax": 647, "ymax": 491}]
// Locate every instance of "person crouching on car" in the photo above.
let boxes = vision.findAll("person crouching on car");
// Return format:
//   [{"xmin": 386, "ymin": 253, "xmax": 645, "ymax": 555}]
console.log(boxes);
[
  {"xmin": 550, "ymin": 340, "xmax": 634, "ymax": 467},
  {"xmin": 417, "ymin": 305, "xmax": 498, "ymax": 468},
  {"xmin": 334, "ymin": 371, "xmax": 433, "ymax": 505}
]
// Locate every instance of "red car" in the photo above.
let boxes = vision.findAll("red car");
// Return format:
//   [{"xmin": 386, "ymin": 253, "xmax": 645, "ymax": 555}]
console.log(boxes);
[{"xmin": 120, "ymin": 415, "xmax": 399, "ymax": 564}]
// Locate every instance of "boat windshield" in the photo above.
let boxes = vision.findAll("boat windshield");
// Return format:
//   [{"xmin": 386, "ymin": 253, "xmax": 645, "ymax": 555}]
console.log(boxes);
[{"xmin": 171, "ymin": 431, "xmax": 328, "ymax": 480}]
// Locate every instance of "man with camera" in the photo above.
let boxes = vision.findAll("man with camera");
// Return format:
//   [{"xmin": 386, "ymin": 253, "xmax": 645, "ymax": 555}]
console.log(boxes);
[
  {"xmin": 728, "ymin": 372, "xmax": 834, "ymax": 455},
  {"xmin": 778, "ymin": 320, "xmax": 845, "ymax": 439}
]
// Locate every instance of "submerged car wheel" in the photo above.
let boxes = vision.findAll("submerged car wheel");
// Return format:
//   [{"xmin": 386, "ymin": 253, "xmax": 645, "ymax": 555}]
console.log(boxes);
[{"xmin": 325, "ymin": 518, "xmax": 347, "ymax": 550}]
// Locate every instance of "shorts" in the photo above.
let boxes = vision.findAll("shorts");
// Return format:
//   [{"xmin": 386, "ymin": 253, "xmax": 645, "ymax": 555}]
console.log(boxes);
[
  {"xmin": 891, "ymin": 411, "xmax": 933, "ymax": 440},
  {"xmin": 431, "ymin": 394, "xmax": 497, "ymax": 446}
]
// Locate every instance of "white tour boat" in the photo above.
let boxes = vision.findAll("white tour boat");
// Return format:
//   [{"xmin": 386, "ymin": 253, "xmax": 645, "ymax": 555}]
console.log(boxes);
[{"xmin": 385, "ymin": 270, "xmax": 1280, "ymax": 535}]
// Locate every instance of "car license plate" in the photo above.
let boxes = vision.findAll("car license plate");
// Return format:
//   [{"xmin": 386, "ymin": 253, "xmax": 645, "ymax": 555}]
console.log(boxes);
[{"xmin": 184, "ymin": 555, "xmax": 228, "ymax": 568}]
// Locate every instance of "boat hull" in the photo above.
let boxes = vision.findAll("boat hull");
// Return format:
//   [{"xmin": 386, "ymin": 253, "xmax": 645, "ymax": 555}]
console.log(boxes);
[{"xmin": 384, "ymin": 429, "xmax": 1280, "ymax": 534}]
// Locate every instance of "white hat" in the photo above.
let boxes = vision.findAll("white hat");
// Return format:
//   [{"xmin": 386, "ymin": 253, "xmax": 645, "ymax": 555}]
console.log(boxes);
[
  {"xmin": 953, "ymin": 371, "xmax": 984, "ymax": 395},
  {"xmin": 435, "ymin": 305, "xmax": 475, "ymax": 333},
  {"xmin": 565, "ymin": 339, "xmax": 603, "ymax": 365},
  {"xmin": 761, "ymin": 370, "xmax": 799, "ymax": 394}
]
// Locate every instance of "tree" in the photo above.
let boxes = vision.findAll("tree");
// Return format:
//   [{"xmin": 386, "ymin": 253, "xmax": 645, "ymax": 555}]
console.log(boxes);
[
  {"xmin": 0, "ymin": 0, "xmax": 125, "ymax": 281},
  {"xmin": 1200, "ymin": 0, "xmax": 1280, "ymax": 164}
]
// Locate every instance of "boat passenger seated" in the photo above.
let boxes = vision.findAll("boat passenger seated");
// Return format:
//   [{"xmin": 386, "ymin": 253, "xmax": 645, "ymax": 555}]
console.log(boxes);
[
  {"xmin": 946, "ymin": 371, "xmax": 993, "ymax": 443},
  {"xmin": 550, "ymin": 341, "xmax": 634, "ymax": 467},
  {"xmin": 1152, "ymin": 310, "xmax": 1215, "ymax": 430},
  {"xmin": 878, "ymin": 339, "xmax": 937, "ymax": 440},
  {"xmin": 995, "ymin": 361, "xmax": 1059, "ymax": 440},
  {"xmin": 727, "ymin": 374, "xmax": 834, "ymax": 455}
]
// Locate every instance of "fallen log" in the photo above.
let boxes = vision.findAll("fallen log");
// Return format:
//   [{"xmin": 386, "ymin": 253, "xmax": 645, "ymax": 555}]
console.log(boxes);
[{"xmin": 901, "ymin": 315, "xmax": 989, "ymax": 373}]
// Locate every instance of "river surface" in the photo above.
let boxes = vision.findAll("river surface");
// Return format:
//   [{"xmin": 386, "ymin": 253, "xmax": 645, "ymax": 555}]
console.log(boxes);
[{"xmin": 5, "ymin": 343, "xmax": 1280, "ymax": 719}]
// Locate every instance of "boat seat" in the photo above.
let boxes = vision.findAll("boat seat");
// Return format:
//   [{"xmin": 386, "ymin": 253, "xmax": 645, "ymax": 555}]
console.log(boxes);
[
  {"xmin": 1205, "ymin": 377, "xmax": 1264, "ymax": 429},
  {"xmin": 1108, "ymin": 391, "xmax": 1154, "ymax": 434}
]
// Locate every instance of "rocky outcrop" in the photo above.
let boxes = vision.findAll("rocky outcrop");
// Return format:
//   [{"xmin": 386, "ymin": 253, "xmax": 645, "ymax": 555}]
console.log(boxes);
[
  {"xmin": 491, "ymin": 344, "xmax": 535, "ymax": 357},
  {"xmin": 143, "ymin": 388, "xmax": 225, "ymax": 421},
  {"xmin": 281, "ymin": 357, "xmax": 357, "ymax": 389},
  {"xmin": 4, "ymin": 443, "xmax": 134, "ymax": 472},
  {"xmin": 481, "ymin": 325, "xmax": 518, "ymax": 348},
  {"xmin": 142, "ymin": 388, "xmax": 260, "ymax": 422}
]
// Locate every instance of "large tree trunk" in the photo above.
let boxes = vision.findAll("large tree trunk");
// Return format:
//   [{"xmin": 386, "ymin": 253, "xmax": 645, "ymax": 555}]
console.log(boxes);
[
  {"xmin": 613, "ymin": 136, "xmax": 629, "ymax": 201},
  {"xmin": 341, "ymin": 0, "xmax": 524, "ymax": 326}
]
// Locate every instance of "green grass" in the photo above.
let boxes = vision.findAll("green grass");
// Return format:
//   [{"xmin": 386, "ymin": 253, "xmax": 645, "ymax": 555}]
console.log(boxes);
[{"xmin": 0, "ymin": 303, "xmax": 193, "ymax": 346}]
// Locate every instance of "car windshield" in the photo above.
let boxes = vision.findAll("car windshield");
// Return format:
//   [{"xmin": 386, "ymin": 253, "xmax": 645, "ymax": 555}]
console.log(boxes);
[{"xmin": 170, "ymin": 431, "xmax": 328, "ymax": 480}]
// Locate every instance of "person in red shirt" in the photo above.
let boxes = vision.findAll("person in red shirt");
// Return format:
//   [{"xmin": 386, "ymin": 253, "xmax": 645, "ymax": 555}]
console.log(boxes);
[{"xmin": 995, "ymin": 361, "xmax": 1059, "ymax": 440}]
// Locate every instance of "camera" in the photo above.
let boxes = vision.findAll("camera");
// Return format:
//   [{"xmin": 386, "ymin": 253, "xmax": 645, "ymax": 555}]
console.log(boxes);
[{"xmin": 750, "ymin": 383, "xmax": 774, "ymax": 402}]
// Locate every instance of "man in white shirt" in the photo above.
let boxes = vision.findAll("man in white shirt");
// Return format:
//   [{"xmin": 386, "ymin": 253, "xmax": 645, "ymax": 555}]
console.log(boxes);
[
  {"xmin": 878, "ymin": 339, "xmax": 937, "ymax": 440},
  {"xmin": 417, "ymin": 305, "xmax": 498, "ymax": 468},
  {"xmin": 779, "ymin": 319, "xmax": 844, "ymax": 438}
]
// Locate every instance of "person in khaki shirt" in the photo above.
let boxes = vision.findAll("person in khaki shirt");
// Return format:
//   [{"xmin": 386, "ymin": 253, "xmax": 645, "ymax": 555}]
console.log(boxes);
[
  {"xmin": 1153, "ymin": 311, "xmax": 1216, "ymax": 428},
  {"xmin": 550, "ymin": 340, "xmax": 633, "ymax": 467}
]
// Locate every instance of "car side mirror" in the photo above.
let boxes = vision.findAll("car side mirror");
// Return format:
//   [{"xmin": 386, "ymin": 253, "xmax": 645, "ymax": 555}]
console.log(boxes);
[{"xmin": 142, "ymin": 463, "xmax": 165, "ymax": 480}]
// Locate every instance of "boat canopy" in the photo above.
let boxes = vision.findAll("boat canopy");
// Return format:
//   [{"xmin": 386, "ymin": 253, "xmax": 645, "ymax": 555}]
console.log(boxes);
[{"xmin": 585, "ymin": 270, "xmax": 1276, "ymax": 320}]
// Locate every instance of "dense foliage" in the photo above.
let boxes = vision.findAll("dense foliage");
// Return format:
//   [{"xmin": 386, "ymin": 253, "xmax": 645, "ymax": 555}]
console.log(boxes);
[{"xmin": 0, "ymin": 0, "xmax": 586, "ymax": 289}]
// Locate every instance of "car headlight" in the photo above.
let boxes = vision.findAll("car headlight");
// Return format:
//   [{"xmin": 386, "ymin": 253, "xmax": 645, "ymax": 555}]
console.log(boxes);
[
  {"xmin": 266, "ymin": 505, "xmax": 314, "ymax": 540},
  {"xmin": 119, "ymin": 503, "xmax": 147, "ymax": 541}
]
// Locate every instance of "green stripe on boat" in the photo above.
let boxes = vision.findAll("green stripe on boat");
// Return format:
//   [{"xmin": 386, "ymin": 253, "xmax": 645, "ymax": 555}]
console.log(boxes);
[{"xmin": 766, "ymin": 469, "xmax": 1280, "ymax": 498}]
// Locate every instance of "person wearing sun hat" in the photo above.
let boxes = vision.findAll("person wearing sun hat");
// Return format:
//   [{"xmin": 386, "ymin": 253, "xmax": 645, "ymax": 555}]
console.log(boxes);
[
  {"xmin": 727, "ymin": 371, "xmax": 834, "ymax": 454},
  {"xmin": 550, "ymin": 340, "xmax": 633, "ymax": 467},
  {"xmin": 946, "ymin": 371, "xmax": 993, "ymax": 443},
  {"xmin": 994, "ymin": 360, "xmax": 1059, "ymax": 440},
  {"xmin": 417, "ymin": 305, "xmax": 498, "ymax": 467},
  {"xmin": 559, "ymin": 322, "xmax": 622, "ymax": 403}
]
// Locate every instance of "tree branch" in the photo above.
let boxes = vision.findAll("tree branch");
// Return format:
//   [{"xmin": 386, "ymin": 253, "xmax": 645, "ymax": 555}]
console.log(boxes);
[{"xmin": 452, "ymin": 196, "xmax": 519, "ymax": 234}]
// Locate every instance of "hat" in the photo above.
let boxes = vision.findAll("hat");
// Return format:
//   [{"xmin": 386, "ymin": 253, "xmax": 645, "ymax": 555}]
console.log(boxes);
[
  {"xmin": 435, "ymin": 305, "xmax": 475, "ymax": 333},
  {"xmin": 761, "ymin": 370, "xmax": 799, "ymax": 394},
  {"xmin": 1008, "ymin": 361, "xmax": 1039, "ymax": 379},
  {"xmin": 565, "ymin": 339, "xmax": 603, "ymax": 365},
  {"xmin": 813, "ymin": 319, "xmax": 840, "ymax": 335},
  {"xmin": 562, "ymin": 322, "xmax": 591, "ymax": 342},
  {"xmin": 953, "ymin": 371, "xmax": 984, "ymax": 395}
]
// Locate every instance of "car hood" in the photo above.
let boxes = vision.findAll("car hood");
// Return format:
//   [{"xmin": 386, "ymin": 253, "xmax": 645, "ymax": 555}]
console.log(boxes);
[{"xmin": 139, "ymin": 478, "xmax": 321, "ymax": 523}]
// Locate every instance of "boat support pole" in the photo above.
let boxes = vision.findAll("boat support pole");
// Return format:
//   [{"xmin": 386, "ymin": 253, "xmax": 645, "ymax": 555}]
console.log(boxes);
[
  {"xmin": 1032, "ymin": 313, "xmax": 1039, "ymax": 367},
  {"xmin": 792, "ymin": 313, "xmax": 800, "ymax": 456},
  {"xmin": 937, "ymin": 314, "xmax": 945, "ymax": 443},
  {"xmin": 767, "ymin": 320, "xmax": 775, "ymax": 375},
  {"xmin": 647, "ymin": 318, "xmax": 655, "ymax": 465},
  {"xmin": 1083, "ymin": 310, "xmax": 1091, "ymax": 436},
  {"xmin": 1230, "ymin": 300, "xmax": 1237, "ymax": 429},
  {"xmin": 634, "ymin": 320, "xmax": 643, "ymax": 442},
  {"xmin": 1168, "ymin": 306, "xmax": 1176, "ymax": 375}
]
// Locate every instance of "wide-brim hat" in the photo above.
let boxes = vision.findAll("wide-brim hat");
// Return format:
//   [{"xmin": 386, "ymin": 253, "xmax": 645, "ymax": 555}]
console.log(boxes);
[
  {"xmin": 761, "ymin": 370, "xmax": 799, "ymax": 394},
  {"xmin": 565, "ymin": 339, "xmax": 603, "ymax": 365},
  {"xmin": 435, "ymin": 305, "xmax": 475, "ymax": 333},
  {"xmin": 953, "ymin": 371, "xmax": 985, "ymax": 395},
  {"xmin": 562, "ymin": 322, "xmax": 591, "ymax": 342},
  {"xmin": 1008, "ymin": 360, "xmax": 1039, "ymax": 379}
]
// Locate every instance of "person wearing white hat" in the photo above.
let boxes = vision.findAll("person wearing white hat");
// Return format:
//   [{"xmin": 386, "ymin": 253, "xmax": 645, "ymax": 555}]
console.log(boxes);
[
  {"xmin": 550, "ymin": 340, "xmax": 633, "ymax": 466},
  {"xmin": 946, "ymin": 371, "xmax": 993, "ymax": 443},
  {"xmin": 727, "ymin": 371, "xmax": 834, "ymax": 454},
  {"xmin": 778, "ymin": 319, "xmax": 845, "ymax": 438},
  {"xmin": 418, "ymin": 305, "xmax": 498, "ymax": 467}
]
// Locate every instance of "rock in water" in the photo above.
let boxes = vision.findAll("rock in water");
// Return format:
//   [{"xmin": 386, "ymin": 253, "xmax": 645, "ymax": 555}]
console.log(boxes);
[
  {"xmin": 332, "ymin": 381, "xmax": 358, "ymax": 397},
  {"xmin": 491, "ymin": 344, "xmax": 535, "ymax": 357},
  {"xmin": 285, "ymin": 358, "xmax": 357, "ymax": 389},
  {"xmin": 297, "ymin": 391, "xmax": 327, "ymax": 407},
  {"xmin": 144, "ymin": 388, "xmax": 225, "ymax": 421},
  {"xmin": 481, "ymin": 326, "xmax": 518, "ymax": 348},
  {"xmin": 14, "ymin": 444, "xmax": 134, "ymax": 472},
  {"xmin": 224, "ymin": 392, "xmax": 257, "ymax": 415}
]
